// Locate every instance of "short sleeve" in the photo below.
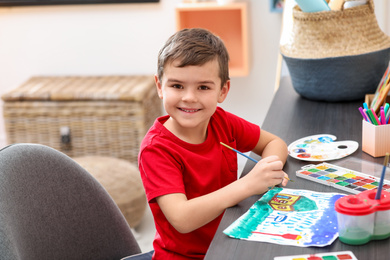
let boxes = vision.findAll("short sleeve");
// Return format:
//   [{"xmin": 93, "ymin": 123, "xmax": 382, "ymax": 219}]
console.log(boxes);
[
  {"xmin": 224, "ymin": 110, "xmax": 260, "ymax": 153},
  {"xmin": 139, "ymin": 146, "xmax": 186, "ymax": 202}
]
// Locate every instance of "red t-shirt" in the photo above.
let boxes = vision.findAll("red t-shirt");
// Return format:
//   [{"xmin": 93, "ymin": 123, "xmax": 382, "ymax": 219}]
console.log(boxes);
[{"xmin": 138, "ymin": 107, "xmax": 260, "ymax": 260}]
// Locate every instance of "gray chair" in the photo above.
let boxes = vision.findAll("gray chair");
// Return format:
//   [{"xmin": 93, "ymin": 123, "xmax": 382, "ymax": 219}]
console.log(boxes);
[{"xmin": 0, "ymin": 143, "xmax": 142, "ymax": 260}]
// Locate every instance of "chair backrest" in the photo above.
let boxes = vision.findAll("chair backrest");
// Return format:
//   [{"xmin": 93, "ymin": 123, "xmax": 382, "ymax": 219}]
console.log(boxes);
[{"xmin": 0, "ymin": 143, "xmax": 141, "ymax": 260}]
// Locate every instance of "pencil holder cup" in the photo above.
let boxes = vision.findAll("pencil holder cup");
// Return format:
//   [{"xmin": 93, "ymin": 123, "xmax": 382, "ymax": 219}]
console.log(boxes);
[
  {"xmin": 335, "ymin": 190, "xmax": 390, "ymax": 245},
  {"xmin": 362, "ymin": 120, "xmax": 390, "ymax": 157}
]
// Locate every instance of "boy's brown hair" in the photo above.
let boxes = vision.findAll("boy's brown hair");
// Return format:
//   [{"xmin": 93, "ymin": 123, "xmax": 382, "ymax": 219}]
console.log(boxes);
[{"xmin": 157, "ymin": 28, "xmax": 230, "ymax": 87}]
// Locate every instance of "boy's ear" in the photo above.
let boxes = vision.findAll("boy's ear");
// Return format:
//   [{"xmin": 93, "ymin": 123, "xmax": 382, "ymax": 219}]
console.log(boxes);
[
  {"xmin": 218, "ymin": 80, "xmax": 230, "ymax": 103},
  {"xmin": 154, "ymin": 75, "xmax": 163, "ymax": 99}
]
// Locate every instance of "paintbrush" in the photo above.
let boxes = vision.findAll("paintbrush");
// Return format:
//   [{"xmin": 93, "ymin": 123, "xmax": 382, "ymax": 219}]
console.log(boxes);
[
  {"xmin": 375, "ymin": 152, "xmax": 389, "ymax": 200},
  {"xmin": 220, "ymin": 142, "xmax": 293, "ymax": 182}
]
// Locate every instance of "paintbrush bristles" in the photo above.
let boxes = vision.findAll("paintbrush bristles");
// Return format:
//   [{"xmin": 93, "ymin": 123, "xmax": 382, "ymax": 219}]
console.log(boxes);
[{"xmin": 384, "ymin": 153, "xmax": 389, "ymax": 167}]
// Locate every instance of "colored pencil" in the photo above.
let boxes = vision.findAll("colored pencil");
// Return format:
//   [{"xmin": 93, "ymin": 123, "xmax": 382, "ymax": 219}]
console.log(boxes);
[
  {"xmin": 365, "ymin": 109, "xmax": 377, "ymax": 125},
  {"xmin": 380, "ymin": 107, "xmax": 386, "ymax": 125},
  {"xmin": 379, "ymin": 104, "xmax": 389, "ymax": 124},
  {"xmin": 384, "ymin": 103, "xmax": 389, "ymax": 117},
  {"xmin": 359, "ymin": 107, "xmax": 369, "ymax": 122},
  {"xmin": 375, "ymin": 153, "xmax": 389, "ymax": 200},
  {"xmin": 363, "ymin": 108, "xmax": 373, "ymax": 124},
  {"xmin": 220, "ymin": 142, "xmax": 293, "ymax": 182},
  {"xmin": 367, "ymin": 108, "xmax": 380, "ymax": 125}
]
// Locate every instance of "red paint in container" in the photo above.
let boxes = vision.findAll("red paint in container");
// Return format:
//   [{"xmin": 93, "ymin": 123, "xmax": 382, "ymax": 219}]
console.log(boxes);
[
  {"xmin": 335, "ymin": 194, "xmax": 375, "ymax": 245},
  {"xmin": 335, "ymin": 190, "xmax": 390, "ymax": 245}
]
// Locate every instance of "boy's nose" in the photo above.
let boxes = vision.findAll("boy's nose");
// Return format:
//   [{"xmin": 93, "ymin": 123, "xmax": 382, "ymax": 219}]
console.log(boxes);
[{"xmin": 182, "ymin": 89, "xmax": 198, "ymax": 102}]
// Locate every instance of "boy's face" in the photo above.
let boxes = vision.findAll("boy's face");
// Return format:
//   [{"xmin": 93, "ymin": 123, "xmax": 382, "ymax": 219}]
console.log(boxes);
[{"xmin": 155, "ymin": 58, "xmax": 230, "ymax": 141}]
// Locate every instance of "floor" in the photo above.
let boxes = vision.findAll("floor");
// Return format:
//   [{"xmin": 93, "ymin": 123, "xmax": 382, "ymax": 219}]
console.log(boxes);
[{"xmin": 0, "ymin": 100, "xmax": 247, "ymax": 253}]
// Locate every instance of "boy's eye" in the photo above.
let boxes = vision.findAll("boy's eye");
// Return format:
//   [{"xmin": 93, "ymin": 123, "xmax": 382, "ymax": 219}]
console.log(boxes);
[
  {"xmin": 199, "ymin": 85, "xmax": 210, "ymax": 90},
  {"xmin": 172, "ymin": 84, "xmax": 183, "ymax": 89}
]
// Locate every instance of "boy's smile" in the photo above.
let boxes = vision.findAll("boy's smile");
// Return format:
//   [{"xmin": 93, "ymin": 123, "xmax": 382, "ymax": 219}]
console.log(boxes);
[{"xmin": 155, "ymin": 59, "xmax": 230, "ymax": 144}]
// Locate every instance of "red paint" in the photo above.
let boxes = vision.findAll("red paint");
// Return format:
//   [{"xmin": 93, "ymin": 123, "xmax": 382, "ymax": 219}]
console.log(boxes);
[
  {"xmin": 382, "ymin": 184, "xmax": 390, "ymax": 189},
  {"xmin": 250, "ymin": 231, "xmax": 301, "ymax": 240},
  {"xmin": 361, "ymin": 179, "xmax": 374, "ymax": 183},
  {"xmin": 337, "ymin": 254, "xmax": 353, "ymax": 259},
  {"xmin": 307, "ymin": 256, "xmax": 322, "ymax": 260}
]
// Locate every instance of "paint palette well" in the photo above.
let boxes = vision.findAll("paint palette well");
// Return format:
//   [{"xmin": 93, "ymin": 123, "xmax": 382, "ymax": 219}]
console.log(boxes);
[
  {"xmin": 288, "ymin": 134, "xmax": 359, "ymax": 162},
  {"xmin": 296, "ymin": 163, "xmax": 390, "ymax": 194},
  {"xmin": 274, "ymin": 251, "xmax": 357, "ymax": 260}
]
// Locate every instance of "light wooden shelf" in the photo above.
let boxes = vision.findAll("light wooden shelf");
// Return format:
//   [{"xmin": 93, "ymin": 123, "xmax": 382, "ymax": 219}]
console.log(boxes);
[{"xmin": 176, "ymin": 2, "xmax": 249, "ymax": 77}]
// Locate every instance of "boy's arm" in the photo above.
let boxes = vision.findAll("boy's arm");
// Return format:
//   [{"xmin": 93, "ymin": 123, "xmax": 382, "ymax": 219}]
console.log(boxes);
[
  {"xmin": 156, "ymin": 129, "xmax": 288, "ymax": 234},
  {"xmin": 251, "ymin": 129, "xmax": 289, "ymax": 187},
  {"xmin": 252, "ymin": 129, "xmax": 288, "ymax": 164},
  {"xmin": 157, "ymin": 155, "xmax": 285, "ymax": 234}
]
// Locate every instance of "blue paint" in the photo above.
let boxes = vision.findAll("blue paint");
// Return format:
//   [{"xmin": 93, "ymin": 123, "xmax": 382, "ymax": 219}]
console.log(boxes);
[
  {"xmin": 318, "ymin": 136, "xmax": 334, "ymax": 143},
  {"xmin": 305, "ymin": 194, "xmax": 344, "ymax": 246}
]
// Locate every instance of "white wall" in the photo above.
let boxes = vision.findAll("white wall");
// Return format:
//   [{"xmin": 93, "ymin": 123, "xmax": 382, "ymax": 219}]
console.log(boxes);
[
  {"xmin": 0, "ymin": 0, "xmax": 389, "ymax": 147},
  {"xmin": 375, "ymin": 0, "xmax": 390, "ymax": 34},
  {"xmin": 0, "ymin": 0, "xmax": 283, "ymax": 129}
]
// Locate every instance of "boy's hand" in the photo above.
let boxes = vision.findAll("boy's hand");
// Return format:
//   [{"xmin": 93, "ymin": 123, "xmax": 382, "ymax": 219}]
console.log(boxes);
[{"xmin": 245, "ymin": 155, "xmax": 287, "ymax": 195}]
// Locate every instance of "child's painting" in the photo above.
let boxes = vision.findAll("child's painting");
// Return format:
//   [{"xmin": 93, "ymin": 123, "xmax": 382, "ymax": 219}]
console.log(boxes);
[{"xmin": 223, "ymin": 187, "xmax": 345, "ymax": 247}]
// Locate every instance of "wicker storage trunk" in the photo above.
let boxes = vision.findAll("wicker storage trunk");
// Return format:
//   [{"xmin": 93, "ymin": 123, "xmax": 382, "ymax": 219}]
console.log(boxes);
[{"xmin": 2, "ymin": 76, "xmax": 161, "ymax": 164}]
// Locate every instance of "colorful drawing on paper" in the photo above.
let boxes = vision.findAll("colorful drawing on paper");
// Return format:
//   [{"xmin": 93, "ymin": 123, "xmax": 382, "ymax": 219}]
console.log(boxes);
[
  {"xmin": 274, "ymin": 250, "xmax": 357, "ymax": 260},
  {"xmin": 297, "ymin": 162, "xmax": 390, "ymax": 194},
  {"xmin": 288, "ymin": 134, "xmax": 359, "ymax": 162},
  {"xmin": 223, "ymin": 187, "xmax": 344, "ymax": 247}
]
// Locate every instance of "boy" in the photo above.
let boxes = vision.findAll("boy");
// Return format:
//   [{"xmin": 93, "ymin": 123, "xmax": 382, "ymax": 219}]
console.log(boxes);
[{"xmin": 138, "ymin": 28, "xmax": 289, "ymax": 260}]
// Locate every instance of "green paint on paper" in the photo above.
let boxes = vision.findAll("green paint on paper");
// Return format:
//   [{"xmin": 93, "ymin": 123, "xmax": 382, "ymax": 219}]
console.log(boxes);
[
  {"xmin": 224, "ymin": 188, "xmax": 282, "ymax": 239},
  {"xmin": 293, "ymin": 195, "xmax": 318, "ymax": 211},
  {"xmin": 224, "ymin": 187, "xmax": 319, "ymax": 239}
]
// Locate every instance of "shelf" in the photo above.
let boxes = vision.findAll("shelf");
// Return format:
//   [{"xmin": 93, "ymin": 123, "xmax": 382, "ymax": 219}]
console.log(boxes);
[{"xmin": 176, "ymin": 3, "xmax": 249, "ymax": 77}]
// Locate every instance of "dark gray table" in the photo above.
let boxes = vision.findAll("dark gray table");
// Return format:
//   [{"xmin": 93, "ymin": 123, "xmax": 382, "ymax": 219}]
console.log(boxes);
[{"xmin": 205, "ymin": 76, "xmax": 389, "ymax": 260}]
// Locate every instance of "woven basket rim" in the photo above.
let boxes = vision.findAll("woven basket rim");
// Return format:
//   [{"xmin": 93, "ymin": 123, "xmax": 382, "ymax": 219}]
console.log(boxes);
[
  {"xmin": 281, "ymin": 47, "xmax": 390, "ymax": 61},
  {"xmin": 293, "ymin": 0, "xmax": 374, "ymax": 21},
  {"xmin": 1, "ymin": 75, "xmax": 155, "ymax": 102},
  {"xmin": 280, "ymin": 0, "xmax": 390, "ymax": 59}
]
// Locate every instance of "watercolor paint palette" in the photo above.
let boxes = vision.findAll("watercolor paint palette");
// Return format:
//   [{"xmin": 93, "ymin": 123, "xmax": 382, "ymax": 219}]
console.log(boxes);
[
  {"xmin": 274, "ymin": 250, "xmax": 357, "ymax": 260},
  {"xmin": 296, "ymin": 162, "xmax": 390, "ymax": 194},
  {"xmin": 288, "ymin": 134, "xmax": 359, "ymax": 162}
]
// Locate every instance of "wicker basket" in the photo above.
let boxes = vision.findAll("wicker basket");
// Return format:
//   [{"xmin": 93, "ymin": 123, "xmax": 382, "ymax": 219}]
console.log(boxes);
[
  {"xmin": 280, "ymin": 0, "xmax": 390, "ymax": 101},
  {"xmin": 2, "ymin": 76, "xmax": 162, "ymax": 164}
]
